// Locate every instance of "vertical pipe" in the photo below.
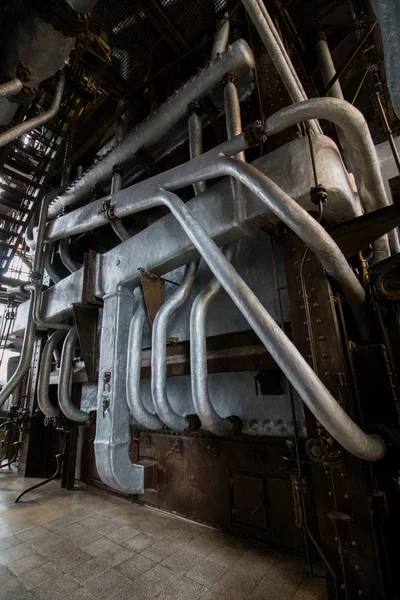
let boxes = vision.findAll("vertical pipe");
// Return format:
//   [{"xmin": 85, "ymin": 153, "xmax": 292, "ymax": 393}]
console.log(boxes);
[
  {"xmin": 315, "ymin": 33, "xmax": 344, "ymax": 100},
  {"xmin": 110, "ymin": 117, "xmax": 131, "ymax": 241}
]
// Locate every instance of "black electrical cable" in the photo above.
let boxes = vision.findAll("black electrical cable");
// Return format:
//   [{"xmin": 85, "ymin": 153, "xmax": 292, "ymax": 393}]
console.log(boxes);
[{"xmin": 15, "ymin": 453, "xmax": 64, "ymax": 503}]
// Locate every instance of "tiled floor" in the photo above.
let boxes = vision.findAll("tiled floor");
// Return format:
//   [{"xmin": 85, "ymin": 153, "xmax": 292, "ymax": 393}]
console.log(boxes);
[{"xmin": 0, "ymin": 469, "xmax": 327, "ymax": 600}]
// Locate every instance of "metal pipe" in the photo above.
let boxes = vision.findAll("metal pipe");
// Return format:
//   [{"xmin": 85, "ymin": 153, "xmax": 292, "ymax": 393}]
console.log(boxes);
[
  {"xmin": 316, "ymin": 34, "xmax": 344, "ymax": 100},
  {"xmin": 264, "ymin": 98, "xmax": 399, "ymax": 259},
  {"xmin": 58, "ymin": 326, "xmax": 89, "ymax": 423},
  {"xmin": 65, "ymin": 0, "xmax": 98, "ymax": 11},
  {"xmin": 211, "ymin": 13, "xmax": 230, "ymax": 59},
  {"xmin": 126, "ymin": 288, "xmax": 163, "ymax": 430},
  {"xmin": 151, "ymin": 260, "xmax": 199, "ymax": 431},
  {"xmin": 190, "ymin": 244, "xmax": 238, "ymax": 435},
  {"xmin": 375, "ymin": 91, "xmax": 400, "ymax": 175},
  {"xmin": 37, "ymin": 329, "xmax": 67, "ymax": 418},
  {"xmin": 145, "ymin": 189, "xmax": 385, "ymax": 461},
  {"xmin": 27, "ymin": 282, "xmax": 71, "ymax": 331},
  {"xmin": 0, "ymin": 72, "xmax": 65, "ymax": 149},
  {"xmin": 242, "ymin": 0, "xmax": 321, "ymax": 134},
  {"xmin": 47, "ymin": 149, "xmax": 365, "ymax": 306},
  {"xmin": 59, "ymin": 238, "xmax": 80, "ymax": 273},
  {"xmin": 0, "ymin": 78, "xmax": 23, "ymax": 98},
  {"xmin": 47, "ymin": 40, "xmax": 255, "ymax": 219},
  {"xmin": 110, "ymin": 118, "xmax": 131, "ymax": 241},
  {"xmin": 188, "ymin": 112, "xmax": 207, "ymax": 196}
]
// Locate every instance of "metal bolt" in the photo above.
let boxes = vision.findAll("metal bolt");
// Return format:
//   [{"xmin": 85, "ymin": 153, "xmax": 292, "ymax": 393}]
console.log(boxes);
[
  {"xmin": 316, "ymin": 319, "xmax": 322, "ymax": 324},
  {"xmin": 310, "ymin": 287, "xmax": 316, "ymax": 292},
  {"xmin": 313, "ymin": 302, "xmax": 319, "ymax": 308},
  {"xmin": 325, "ymin": 371, "xmax": 330, "ymax": 376},
  {"xmin": 355, "ymin": 565, "xmax": 361, "ymax": 571},
  {"xmin": 334, "ymin": 536, "xmax": 338, "ymax": 541},
  {"xmin": 116, "ymin": 259, "xmax": 121, "ymax": 266},
  {"xmin": 318, "ymin": 336, "xmax": 325, "ymax": 341},
  {"xmin": 294, "ymin": 261, "xmax": 298, "ymax": 266},
  {"xmin": 352, "ymin": 541, "xmax": 358, "ymax": 547},
  {"xmin": 344, "ymin": 494, "xmax": 350, "ymax": 499},
  {"xmin": 329, "ymin": 491, "xmax": 333, "ymax": 497},
  {"xmin": 322, "ymin": 353, "xmax": 328, "ymax": 358}
]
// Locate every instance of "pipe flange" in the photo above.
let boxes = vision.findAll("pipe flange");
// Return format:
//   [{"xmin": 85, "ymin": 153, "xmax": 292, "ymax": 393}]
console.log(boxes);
[
  {"xmin": 243, "ymin": 120, "xmax": 265, "ymax": 147},
  {"xmin": 185, "ymin": 414, "xmax": 201, "ymax": 432},
  {"xmin": 112, "ymin": 164, "xmax": 123, "ymax": 176},
  {"xmin": 227, "ymin": 415, "xmax": 243, "ymax": 435},
  {"xmin": 34, "ymin": 0, "xmax": 89, "ymax": 38},
  {"xmin": 101, "ymin": 198, "xmax": 117, "ymax": 221},
  {"xmin": 187, "ymin": 100, "xmax": 203, "ymax": 117},
  {"xmin": 310, "ymin": 184, "xmax": 328, "ymax": 205},
  {"xmin": 222, "ymin": 72, "xmax": 237, "ymax": 86},
  {"xmin": 305, "ymin": 437, "xmax": 330, "ymax": 463},
  {"xmin": 16, "ymin": 64, "xmax": 31, "ymax": 84}
]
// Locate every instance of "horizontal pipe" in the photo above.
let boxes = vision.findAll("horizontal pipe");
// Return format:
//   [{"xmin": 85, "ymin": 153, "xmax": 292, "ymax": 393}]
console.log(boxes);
[
  {"xmin": 58, "ymin": 326, "xmax": 89, "ymax": 423},
  {"xmin": 46, "ymin": 149, "xmax": 365, "ymax": 306},
  {"xmin": 145, "ymin": 190, "xmax": 385, "ymax": 461},
  {"xmin": 47, "ymin": 39, "xmax": 255, "ymax": 219},
  {"xmin": 0, "ymin": 78, "xmax": 23, "ymax": 98},
  {"xmin": 151, "ymin": 261, "xmax": 199, "ymax": 431},
  {"xmin": 264, "ymin": 98, "xmax": 398, "ymax": 260},
  {"xmin": 37, "ymin": 329, "xmax": 66, "ymax": 418},
  {"xmin": 126, "ymin": 288, "xmax": 163, "ymax": 430},
  {"xmin": 190, "ymin": 244, "xmax": 238, "ymax": 435},
  {"xmin": 0, "ymin": 72, "xmax": 65, "ymax": 149}
]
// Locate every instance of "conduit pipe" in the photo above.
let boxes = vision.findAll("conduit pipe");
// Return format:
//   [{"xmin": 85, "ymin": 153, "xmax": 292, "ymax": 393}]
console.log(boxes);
[
  {"xmin": 190, "ymin": 244, "xmax": 239, "ymax": 435},
  {"xmin": 126, "ymin": 288, "xmax": 163, "ymax": 430},
  {"xmin": 37, "ymin": 329, "xmax": 67, "ymax": 418},
  {"xmin": 59, "ymin": 239, "xmax": 80, "ymax": 273},
  {"xmin": 110, "ymin": 118, "xmax": 131, "ymax": 241},
  {"xmin": 0, "ymin": 72, "xmax": 65, "ymax": 149},
  {"xmin": 0, "ymin": 78, "xmax": 23, "ymax": 98},
  {"xmin": 47, "ymin": 39, "xmax": 255, "ymax": 218},
  {"xmin": 151, "ymin": 260, "xmax": 199, "ymax": 431},
  {"xmin": 0, "ymin": 182, "xmax": 68, "ymax": 407},
  {"xmin": 264, "ymin": 98, "xmax": 399, "ymax": 259},
  {"xmin": 58, "ymin": 327, "xmax": 89, "ymax": 423},
  {"xmin": 211, "ymin": 13, "xmax": 230, "ymax": 59},
  {"xmin": 242, "ymin": 0, "xmax": 321, "ymax": 135},
  {"xmin": 139, "ymin": 189, "xmax": 385, "ymax": 461},
  {"xmin": 46, "ymin": 142, "xmax": 365, "ymax": 306},
  {"xmin": 188, "ymin": 111, "xmax": 207, "ymax": 196}
]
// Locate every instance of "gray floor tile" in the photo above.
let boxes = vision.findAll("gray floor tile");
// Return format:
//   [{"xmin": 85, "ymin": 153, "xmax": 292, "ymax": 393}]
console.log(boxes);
[
  {"xmin": 155, "ymin": 576, "xmax": 207, "ymax": 600},
  {"xmin": 8, "ymin": 551, "xmax": 47, "ymax": 576},
  {"xmin": 70, "ymin": 556, "xmax": 112, "ymax": 584},
  {"xmin": 161, "ymin": 550, "xmax": 200, "ymax": 576},
  {"xmin": 18, "ymin": 562, "xmax": 58, "ymax": 590},
  {"xmin": 32, "ymin": 573, "xmax": 79, "ymax": 600},
  {"xmin": 81, "ymin": 535, "xmax": 119, "ymax": 557},
  {"xmin": 105, "ymin": 525, "xmax": 140, "ymax": 543},
  {"xmin": 140, "ymin": 538, "xmax": 181, "ymax": 563},
  {"xmin": 186, "ymin": 559, "xmax": 228, "ymax": 587},
  {"xmin": 123, "ymin": 532, "xmax": 155, "ymax": 553},
  {"xmin": 63, "ymin": 589, "xmax": 98, "ymax": 600},
  {"xmin": 0, "ymin": 564, "xmax": 13, "ymax": 583},
  {"xmin": 89, "ymin": 546, "xmax": 134, "ymax": 570},
  {"xmin": 0, "ymin": 575, "xmax": 27, "ymax": 600},
  {"xmin": 84, "ymin": 568, "xmax": 134, "ymax": 599},
  {"xmin": 116, "ymin": 554, "xmax": 157, "ymax": 580},
  {"xmin": 206, "ymin": 543, "xmax": 246, "ymax": 568}
]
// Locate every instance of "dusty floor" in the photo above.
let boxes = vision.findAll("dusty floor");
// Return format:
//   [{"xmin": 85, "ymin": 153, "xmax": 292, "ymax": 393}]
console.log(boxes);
[{"xmin": 0, "ymin": 470, "xmax": 327, "ymax": 600}]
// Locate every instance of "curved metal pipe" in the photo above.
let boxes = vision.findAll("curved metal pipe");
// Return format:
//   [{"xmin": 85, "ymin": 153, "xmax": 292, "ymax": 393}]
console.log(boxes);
[
  {"xmin": 264, "ymin": 98, "xmax": 399, "ymax": 259},
  {"xmin": 47, "ymin": 40, "xmax": 255, "ymax": 218},
  {"xmin": 211, "ymin": 13, "xmax": 230, "ymax": 59},
  {"xmin": 58, "ymin": 326, "xmax": 89, "ymax": 422},
  {"xmin": 190, "ymin": 244, "xmax": 238, "ymax": 435},
  {"xmin": 27, "ymin": 282, "xmax": 71, "ymax": 331},
  {"xmin": 0, "ymin": 78, "xmax": 23, "ymax": 98},
  {"xmin": 0, "ymin": 72, "xmax": 65, "ymax": 149},
  {"xmin": 59, "ymin": 238, "xmax": 80, "ymax": 273},
  {"xmin": 242, "ymin": 0, "xmax": 321, "ymax": 135},
  {"xmin": 188, "ymin": 112, "xmax": 207, "ymax": 196},
  {"xmin": 147, "ymin": 189, "xmax": 385, "ymax": 461},
  {"xmin": 110, "ymin": 118, "xmax": 131, "ymax": 241},
  {"xmin": 37, "ymin": 329, "xmax": 67, "ymax": 418},
  {"xmin": 126, "ymin": 288, "xmax": 163, "ymax": 430},
  {"xmin": 151, "ymin": 261, "xmax": 199, "ymax": 431}
]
